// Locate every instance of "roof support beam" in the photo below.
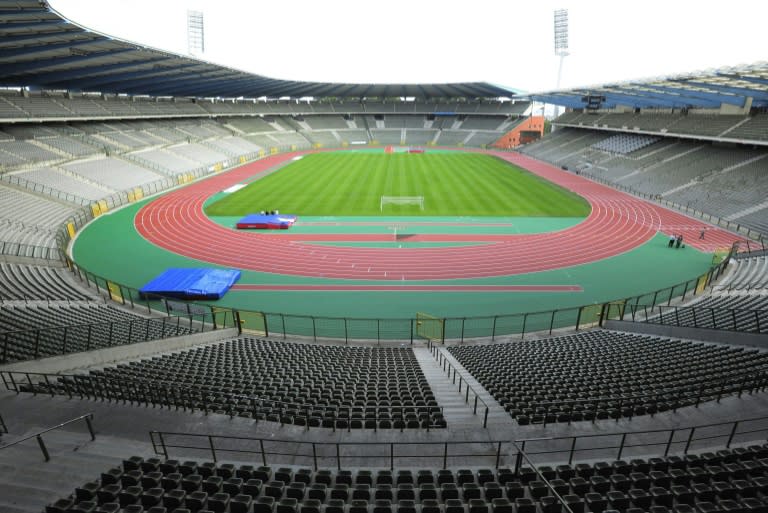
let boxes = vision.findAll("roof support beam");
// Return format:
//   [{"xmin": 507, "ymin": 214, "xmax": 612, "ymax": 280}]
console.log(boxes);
[
  {"xmin": 717, "ymin": 73, "xmax": 768, "ymax": 87},
  {"xmin": 530, "ymin": 94, "xmax": 600, "ymax": 109},
  {"xmin": 48, "ymin": 61, "xmax": 201, "ymax": 90},
  {"xmin": 0, "ymin": 47, "xmax": 136, "ymax": 76},
  {"xmin": 679, "ymin": 81, "xmax": 768, "ymax": 101},
  {"xmin": 0, "ymin": 29, "xmax": 84, "ymax": 47},
  {"xmin": 90, "ymin": 67, "xmax": 222, "ymax": 94},
  {"xmin": 121, "ymin": 73, "xmax": 252, "ymax": 95},
  {"xmin": 0, "ymin": 36, "xmax": 105, "ymax": 60},
  {"xmin": 639, "ymin": 84, "xmax": 745, "ymax": 107},
  {"xmin": 615, "ymin": 87, "xmax": 721, "ymax": 108},
  {"xmin": 9, "ymin": 56, "xmax": 172, "ymax": 87},
  {"xmin": 594, "ymin": 90, "xmax": 681, "ymax": 108}
]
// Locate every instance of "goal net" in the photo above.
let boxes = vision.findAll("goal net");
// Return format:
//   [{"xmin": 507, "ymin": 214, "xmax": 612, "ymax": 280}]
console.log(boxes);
[{"xmin": 380, "ymin": 195, "xmax": 424, "ymax": 211}]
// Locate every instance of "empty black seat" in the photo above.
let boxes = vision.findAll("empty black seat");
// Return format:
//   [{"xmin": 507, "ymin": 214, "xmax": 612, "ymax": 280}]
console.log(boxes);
[
  {"xmin": 300, "ymin": 499, "xmax": 322, "ymax": 513},
  {"xmin": 231, "ymin": 494, "xmax": 254, "ymax": 513},
  {"xmin": 586, "ymin": 492, "xmax": 607, "ymax": 513},
  {"xmin": 492, "ymin": 498, "xmax": 513, "ymax": 513},
  {"xmin": 209, "ymin": 492, "xmax": 231, "ymax": 513}
]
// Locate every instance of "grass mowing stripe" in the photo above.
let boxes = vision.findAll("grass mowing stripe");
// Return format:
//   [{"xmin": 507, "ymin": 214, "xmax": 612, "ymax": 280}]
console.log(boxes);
[{"xmin": 205, "ymin": 152, "xmax": 590, "ymax": 217}]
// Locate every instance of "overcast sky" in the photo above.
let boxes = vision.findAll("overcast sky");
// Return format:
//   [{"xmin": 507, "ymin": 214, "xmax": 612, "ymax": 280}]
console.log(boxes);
[{"xmin": 49, "ymin": 0, "xmax": 767, "ymax": 94}]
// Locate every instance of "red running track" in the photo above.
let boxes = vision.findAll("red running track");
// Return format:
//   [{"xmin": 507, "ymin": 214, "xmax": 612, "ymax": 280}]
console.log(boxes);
[
  {"xmin": 230, "ymin": 284, "xmax": 583, "ymax": 292},
  {"xmin": 134, "ymin": 151, "xmax": 746, "ymax": 281}
]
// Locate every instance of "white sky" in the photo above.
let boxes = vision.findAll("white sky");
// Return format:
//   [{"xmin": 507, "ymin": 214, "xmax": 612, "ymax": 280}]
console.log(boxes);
[{"xmin": 48, "ymin": 0, "xmax": 767, "ymax": 94}]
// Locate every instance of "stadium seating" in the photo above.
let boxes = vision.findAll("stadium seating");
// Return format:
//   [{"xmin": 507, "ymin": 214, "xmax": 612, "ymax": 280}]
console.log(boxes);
[
  {"xmin": 717, "ymin": 255, "xmax": 768, "ymax": 291},
  {"xmin": 16, "ymin": 168, "xmax": 112, "ymax": 201},
  {"xmin": 519, "ymin": 127, "xmax": 768, "ymax": 235},
  {"xmin": 0, "ymin": 262, "xmax": 93, "ymax": 301},
  {"xmin": 0, "ymin": 303, "xmax": 195, "ymax": 362},
  {"xmin": 554, "ymin": 111, "xmax": 767, "ymax": 141},
  {"xmin": 35, "ymin": 337, "xmax": 446, "ymax": 429},
  {"xmin": 0, "ymin": 185, "xmax": 75, "ymax": 250},
  {"xmin": 61, "ymin": 157, "xmax": 167, "ymax": 191},
  {"xmin": 591, "ymin": 134, "xmax": 660, "ymax": 155},
  {"xmin": 448, "ymin": 330, "xmax": 768, "ymax": 425},
  {"xmin": 655, "ymin": 295, "xmax": 768, "ymax": 332},
  {"xmin": 45, "ymin": 445, "xmax": 768, "ymax": 513}
]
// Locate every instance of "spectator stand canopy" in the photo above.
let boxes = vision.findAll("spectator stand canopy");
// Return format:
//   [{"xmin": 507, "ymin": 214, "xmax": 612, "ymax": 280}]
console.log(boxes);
[
  {"xmin": 527, "ymin": 62, "xmax": 768, "ymax": 110},
  {"xmin": 0, "ymin": 1, "xmax": 518, "ymax": 100}
]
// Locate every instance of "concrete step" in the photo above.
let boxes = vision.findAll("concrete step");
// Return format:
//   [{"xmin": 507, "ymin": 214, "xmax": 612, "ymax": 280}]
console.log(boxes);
[
  {"xmin": 0, "ymin": 425, "xmax": 154, "ymax": 513},
  {"xmin": 412, "ymin": 347, "xmax": 498, "ymax": 427},
  {"xmin": 431, "ymin": 347, "xmax": 512, "ymax": 426}
]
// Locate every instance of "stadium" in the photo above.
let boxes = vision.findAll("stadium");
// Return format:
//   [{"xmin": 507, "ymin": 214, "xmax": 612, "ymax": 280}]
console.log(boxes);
[{"xmin": 0, "ymin": 1, "xmax": 768, "ymax": 512}]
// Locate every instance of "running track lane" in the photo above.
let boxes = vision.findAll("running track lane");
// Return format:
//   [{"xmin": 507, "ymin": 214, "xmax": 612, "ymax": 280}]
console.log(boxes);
[
  {"xmin": 230, "ymin": 285, "xmax": 583, "ymax": 292},
  {"xmin": 134, "ymin": 151, "xmax": 746, "ymax": 281}
]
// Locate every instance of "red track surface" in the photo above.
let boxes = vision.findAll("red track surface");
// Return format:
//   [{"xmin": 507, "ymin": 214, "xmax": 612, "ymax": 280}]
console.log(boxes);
[
  {"xmin": 230, "ymin": 284, "xmax": 583, "ymax": 292},
  {"xmin": 135, "ymin": 151, "xmax": 745, "ymax": 281}
]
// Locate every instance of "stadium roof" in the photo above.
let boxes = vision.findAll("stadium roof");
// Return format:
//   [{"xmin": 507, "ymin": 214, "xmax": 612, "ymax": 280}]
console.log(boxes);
[
  {"xmin": 0, "ymin": 0, "xmax": 518, "ymax": 100},
  {"xmin": 529, "ymin": 62, "xmax": 768, "ymax": 110}
]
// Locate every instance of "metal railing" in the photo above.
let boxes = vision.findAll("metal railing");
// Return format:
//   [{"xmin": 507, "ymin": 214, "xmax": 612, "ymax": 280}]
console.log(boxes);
[
  {"xmin": 430, "ymin": 344, "xmax": 490, "ymax": 427},
  {"xmin": 148, "ymin": 412, "xmax": 768, "ymax": 471},
  {"xmin": 150, "ymin": 432, "xmax": 512, "ymax": 470},
  {"xmin": 0, "ymin": 173, "xmax": 92, "ymax": 206},
  {"xmin": 0, "ymin": 413, "xmax": 94, "ymax": 462},
  {"xmin": 612, "ymin": 303, "xmax": 767, "ymax": 334},
  {"xmin": 512, "ymin": 441, "xmax": 576, "ymax": 513},
  {"xmin": 191, "ymin": 243, "xmax": 733, "ymax": 342},
  {"xmin": 0, "ymin": 240, "xmax": 61, "ymax": 261},
  {"xmin": 0, "ymin": 371, "xmax": 445, "ymax": 431},
  {"xmin": 0, "ymin": 313, "xmax": 220, "ymax": 363},
  {"xmin": 517, "ymin": 413, "xmax": 768, "ymax": 465}
]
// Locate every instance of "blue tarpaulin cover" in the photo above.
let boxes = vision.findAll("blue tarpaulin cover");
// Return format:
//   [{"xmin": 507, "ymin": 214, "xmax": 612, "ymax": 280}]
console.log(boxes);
[
  {"xmin": 236, "ymin": 213, "xmax": 297, "ymax": 229},
  {"xmin": 139, "ymin": 268, "xmax": 241, "ymax": 300}
]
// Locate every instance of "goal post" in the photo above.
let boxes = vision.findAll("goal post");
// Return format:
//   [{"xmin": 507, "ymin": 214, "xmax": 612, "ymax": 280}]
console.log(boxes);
[
  {"xmin": 416, "ymin": 312, "xmax": 445, "ymax": 342},
  {"xmin": 380, "ymin": 195, "xmax": 424, "ymax": 211}
]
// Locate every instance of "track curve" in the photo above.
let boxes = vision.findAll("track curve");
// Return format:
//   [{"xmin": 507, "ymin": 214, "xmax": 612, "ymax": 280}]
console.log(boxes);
[{"xmin": 134, "ymin": 151, "xmax": 743, "ymax": 281}]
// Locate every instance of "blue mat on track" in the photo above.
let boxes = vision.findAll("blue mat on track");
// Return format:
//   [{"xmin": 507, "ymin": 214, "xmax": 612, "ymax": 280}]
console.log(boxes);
[
  {"xmin": 236, "ymin": 213, "xmax": 297, "ymax": 229},
  {"xmin": 139, "ymin": 268, "xmax": 241, "ymax": 300}
]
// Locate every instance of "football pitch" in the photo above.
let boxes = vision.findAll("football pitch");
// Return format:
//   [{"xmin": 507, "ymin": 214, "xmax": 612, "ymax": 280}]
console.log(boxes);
[{"xmin": 204, "ymin": 151, "xmax": 591, "ymax": 217}]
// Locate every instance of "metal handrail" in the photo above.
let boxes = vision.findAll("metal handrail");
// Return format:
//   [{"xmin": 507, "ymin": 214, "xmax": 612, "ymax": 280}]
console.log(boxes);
[
  {"xmin": 0, "ymin": 313, "xmax": 203, "ymax": 362},
  {"xmin": 512, "ymin": 441, "xmax": 575, "ymax": 513},
  {"xmin": 149, "ymin": 412, "xmax": 768, "ymax": 470},
  {"xmin": 430, "ymin": 344, "xmax": 491, "ymax": 427},
  {"xmin": 0, "ymin": 413, "xmax": 94, "ymax": 461},
  {"xmin": 149, "ymin": 431, "xmax": 510, "ymax": 470},
  {"xmin": 623, "ymin": 303, "xmax": 767, "ymax": 334},
  {"xmin": 516, "ymin": 412, "xmax": 768, "ymax": 464}
]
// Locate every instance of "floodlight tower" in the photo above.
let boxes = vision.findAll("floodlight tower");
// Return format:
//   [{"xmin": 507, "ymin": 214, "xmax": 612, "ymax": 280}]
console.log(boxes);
[
  {"xmin": 187, "ymin": 10, "xmax": 205, "ymax": 56},
  {"xmin": 553, "ymin": 9, "xmax": 569, "ymax": 117}
]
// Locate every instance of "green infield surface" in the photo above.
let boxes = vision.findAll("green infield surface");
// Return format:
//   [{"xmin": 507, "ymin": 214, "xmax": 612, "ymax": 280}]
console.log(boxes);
[{"xmin": 204, "ymin": 152, "xmax": 591, "ymax": 217}]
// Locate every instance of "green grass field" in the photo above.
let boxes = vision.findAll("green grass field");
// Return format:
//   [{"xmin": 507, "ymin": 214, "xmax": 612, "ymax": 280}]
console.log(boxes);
[{"xmin": 204, "ymin": 152, "xmax": 591, "ymax": 217}]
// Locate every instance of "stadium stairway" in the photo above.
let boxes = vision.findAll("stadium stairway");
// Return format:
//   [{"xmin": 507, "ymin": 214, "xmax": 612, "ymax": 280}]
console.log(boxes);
[
  {"xmin": 413, "ymin": 347, "xmax": 510, "ymax": 427},
  {"xmin": 412, "ymin": 347, "xmax": 510, "ymax": 428}
]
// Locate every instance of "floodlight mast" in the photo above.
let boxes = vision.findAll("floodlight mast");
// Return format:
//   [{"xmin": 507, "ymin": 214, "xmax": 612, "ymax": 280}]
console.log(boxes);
[
  {"xmin": 553, "ymin": 9, "xmax": 569, "ymax": 118},
  {"xmin": 187, "ymin": 10, "xmax": 205, "ymax": 56}
]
